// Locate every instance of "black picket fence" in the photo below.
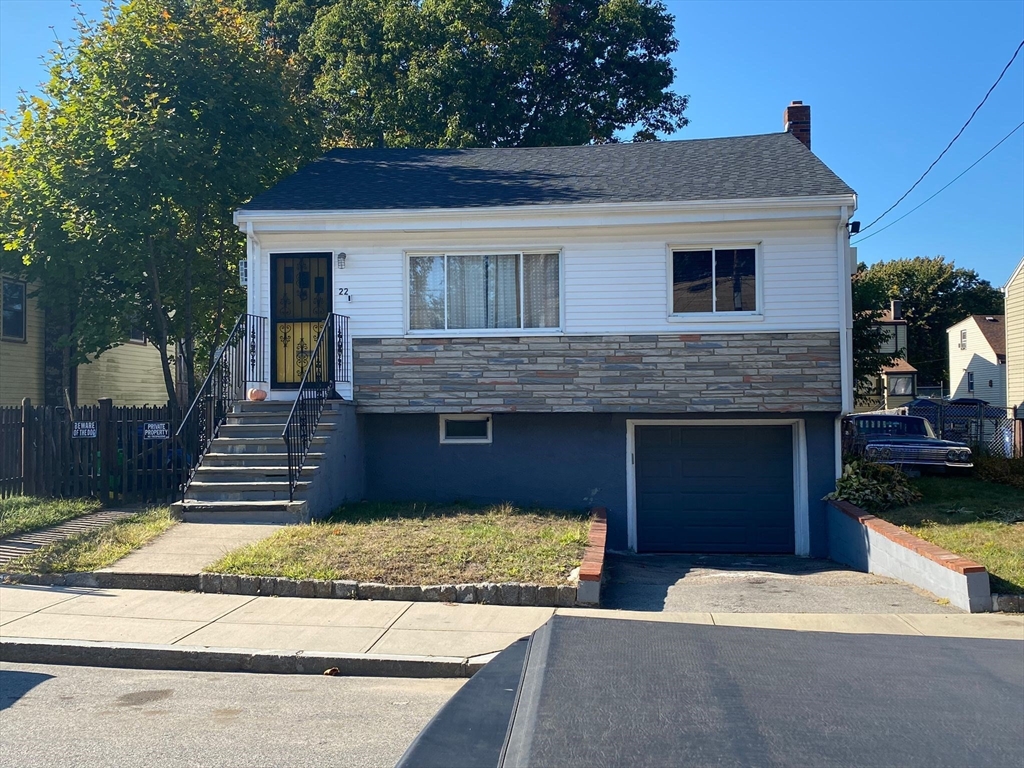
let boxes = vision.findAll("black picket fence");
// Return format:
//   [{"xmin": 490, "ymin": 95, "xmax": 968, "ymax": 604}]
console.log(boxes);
[{"xmin": 0, "ymin": 398, "xmax": 187, "ymax": 502}]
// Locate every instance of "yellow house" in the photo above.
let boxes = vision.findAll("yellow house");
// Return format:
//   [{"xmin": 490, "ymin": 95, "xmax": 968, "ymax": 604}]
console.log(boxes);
[{"xmin": 1, "ymin": 275, "xmax": 171, "ymax": 407}]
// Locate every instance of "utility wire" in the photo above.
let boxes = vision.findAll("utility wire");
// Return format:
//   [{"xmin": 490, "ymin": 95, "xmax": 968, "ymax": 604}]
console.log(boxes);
[
  {"xmin": 858, "ymin": 39, "xmax": 1024, "ymax": 234},
  {"xmin": 852, "ymin": 120, "xmax": 1024, "ymax": 245}
]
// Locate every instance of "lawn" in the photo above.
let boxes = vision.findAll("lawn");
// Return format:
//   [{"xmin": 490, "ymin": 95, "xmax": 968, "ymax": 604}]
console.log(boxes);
[
  {"xmin": 4, "ymin": 507, "xmax": 176, "ymax": 573},
  {"xmin": 0, "ymin": 496, "xmax": 102, "ymax": 538},
  {"xmin": 207, "ymin": 501, "xmax": 591, "ymax": 585},
  {"xmin": 875, "ymin": 476, "xmax": 1024, "ymax": 595}
]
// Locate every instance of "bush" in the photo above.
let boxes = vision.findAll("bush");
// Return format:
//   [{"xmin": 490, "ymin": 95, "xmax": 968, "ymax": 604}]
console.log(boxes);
[
  {"xmin": 974, "ymin": 456, "xmax": 1024, "ymax": 491},
  {"xmin": 824, "ymin": 460, "xmax": 922, "ymax": 514}
]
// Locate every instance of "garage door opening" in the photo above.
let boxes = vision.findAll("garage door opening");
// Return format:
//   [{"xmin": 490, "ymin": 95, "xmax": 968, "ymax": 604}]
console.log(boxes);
[{"xmin": 632, "ymin": 424, "xmax": 796, "ymax": 554}]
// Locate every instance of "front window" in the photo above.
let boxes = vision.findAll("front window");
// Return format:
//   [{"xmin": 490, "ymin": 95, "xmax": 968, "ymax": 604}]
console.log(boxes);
[
  {"xmin": 888, "ymin": 375, "xmax": 913, "ymax": 396},
  {"xmin": 2, "ymin": 278, "xmax": 27, "ymax": 342},
  {"xmin": 672, "ymin": 248, "xmax": 757, "ymax": 314},
  {"xmin": 967, "ymin": 371, "xmax": 975, "ymax": 393},
  {"xmin": 409, "ymin": 252, "xmax": 559, "ymax": 332}
]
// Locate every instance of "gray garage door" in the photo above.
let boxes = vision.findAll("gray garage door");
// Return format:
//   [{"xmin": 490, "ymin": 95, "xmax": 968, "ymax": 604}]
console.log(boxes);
[{"xmin": 635, "ymin": 425, "xmax": 794, "ymax": 553}]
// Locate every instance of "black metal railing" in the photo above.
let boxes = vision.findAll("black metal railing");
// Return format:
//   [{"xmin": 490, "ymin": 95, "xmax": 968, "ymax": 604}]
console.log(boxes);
[
  {"xmin": 176, "ymin": 313, "xmax": 267, "ymax": 497},
  {"xmin": 282, "ymin": 313, "xmax": 350, "ymax": 500}
]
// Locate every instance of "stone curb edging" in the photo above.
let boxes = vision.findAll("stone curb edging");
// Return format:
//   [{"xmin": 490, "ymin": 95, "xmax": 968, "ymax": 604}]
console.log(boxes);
[
  {"xmin": 991, "ymin": 594, "xmax": 1023, "ymax": 613},
  {"xmin": 0, "ymin": 637, "xmax": 490, "ymax": 678},
  {"xmin": 1, "ymin": 506, "xmax": 614, "ymax": 608},
  {"xmin": 827, "ymin": 500, "xmax": 992, "ymax": 613},
  {"xmin": 577, "ymin": 507, "xmax": 607, "ymax": 606}
]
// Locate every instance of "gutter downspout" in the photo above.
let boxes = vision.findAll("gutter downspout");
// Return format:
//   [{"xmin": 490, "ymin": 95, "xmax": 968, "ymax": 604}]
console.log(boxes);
[{"xmin": 836, "ymin": 204, "xmax": 854, "ymax": 479}]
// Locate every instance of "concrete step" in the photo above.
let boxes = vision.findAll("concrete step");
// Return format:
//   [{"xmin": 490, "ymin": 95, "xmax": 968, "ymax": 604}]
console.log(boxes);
[
  {"xmin": 219, "ymin": 421, "xmax": 338, "ymax": 439},
  {"xmin": 232, "ymin": 400, "xmax": 349, "ymax": 415},
  {"xmin": 186, "ymin": 480, "xmax": 310, "ymax": 502},
  {"xmin": 209, "ymin": 436, "xmax": 330, "ymax": 454},
  {"xmin": 170, "ymin": 499, "xmax": 309, "ymax": 524},
  {"xmin": 224, "ymin": 410, "xmax": 345, "ymax": 426},
  {"xmin": 191, "ymin": 465, "xmax": 314, "ymax": 483},
  {"xmin": 201, "ymin": 452, "xmax": 325, "ymax": 467}
]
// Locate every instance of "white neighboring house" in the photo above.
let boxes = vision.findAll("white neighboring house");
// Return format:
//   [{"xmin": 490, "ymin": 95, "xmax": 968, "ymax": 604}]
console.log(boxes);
[{"xmin": 947, "ymin": 314, "xmax": 1006, "ymax": 406}]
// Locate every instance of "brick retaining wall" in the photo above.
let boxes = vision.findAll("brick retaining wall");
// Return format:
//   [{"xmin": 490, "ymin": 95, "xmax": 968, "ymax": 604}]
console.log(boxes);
[{"xmin": 353, "ymin": 332, "xmax": 841, "ymax": 413}]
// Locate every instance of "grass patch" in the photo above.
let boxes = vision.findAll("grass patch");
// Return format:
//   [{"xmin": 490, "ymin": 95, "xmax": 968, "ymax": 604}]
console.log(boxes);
[
  {"xmin": 875, "ymin": 476, "xmax": 1024, "ymax": 594},
  {"xmin": 0, "ymin": 496, "xmax": 102, "ymax": 538},
  {"xmin": 208, "ymin": 501, "xmax": 591, "ymax": 585},
  {"xmin": 4, "ymin": 508, "xmax": 176, "ymax": 573}
]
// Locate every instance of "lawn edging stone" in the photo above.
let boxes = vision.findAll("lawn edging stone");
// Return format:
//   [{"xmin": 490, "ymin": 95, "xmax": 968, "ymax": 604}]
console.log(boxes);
[{"xmin": 826, "ymin": 499, "xmax": 993, "ymax": 613}]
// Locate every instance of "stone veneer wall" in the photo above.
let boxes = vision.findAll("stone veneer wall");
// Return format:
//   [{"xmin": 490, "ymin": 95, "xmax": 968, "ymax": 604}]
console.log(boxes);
[{"xmin": 352, "ymin": 333, "xmax": 841, "ymax": 413}]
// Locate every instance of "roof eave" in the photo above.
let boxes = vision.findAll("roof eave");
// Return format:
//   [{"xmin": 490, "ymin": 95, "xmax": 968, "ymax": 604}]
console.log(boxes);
[{"xmin": 234, "ymin": 193, "xmax": 858, "ymax": 231}]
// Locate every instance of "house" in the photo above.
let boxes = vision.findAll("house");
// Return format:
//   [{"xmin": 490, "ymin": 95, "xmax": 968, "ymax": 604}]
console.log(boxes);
[
  {"xmin": 210, "ymin": 101, "xmax": 857, "ymax": 557},
  {"xmin": 0, "ymin": 274, "xmax": 171, "ymax": 407},
  {"xmin": 947, "ymin": 314, "xmax": 1006, "ymax": 407},
  {"xmin": 1002, "ymin": 256, "xmax": 1023, "ymax": 453},
  {"xmin": 855, "ymin": 299, "xmax": 917, "ymax": 411}
]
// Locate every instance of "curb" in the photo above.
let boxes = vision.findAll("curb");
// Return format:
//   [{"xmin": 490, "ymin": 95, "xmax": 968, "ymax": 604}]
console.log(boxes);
[
  {"xmin": 992, "ymin": 593, "xmax": 1023, "ymax": 613},
  {"xmin": 0, "ymin": 637, "xmax": 487, "ymax": 678}
]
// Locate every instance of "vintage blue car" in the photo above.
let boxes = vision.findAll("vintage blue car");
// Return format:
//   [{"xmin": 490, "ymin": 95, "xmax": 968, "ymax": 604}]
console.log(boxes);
[{"xmin": 842, "ymin": 414, "xmax": 973, "ymax": 469}]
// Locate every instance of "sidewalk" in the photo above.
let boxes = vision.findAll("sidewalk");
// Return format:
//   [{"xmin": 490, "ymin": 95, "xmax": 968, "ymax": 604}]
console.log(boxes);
[{"xmin": 2, "ymin": 584, "xmax": 1022, "ymax": 677}]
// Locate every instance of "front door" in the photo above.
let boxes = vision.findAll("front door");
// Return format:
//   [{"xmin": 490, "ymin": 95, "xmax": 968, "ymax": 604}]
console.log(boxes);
[{"xmin": 271, "ymin": 253, "xmax": 332, "ymax": 388}]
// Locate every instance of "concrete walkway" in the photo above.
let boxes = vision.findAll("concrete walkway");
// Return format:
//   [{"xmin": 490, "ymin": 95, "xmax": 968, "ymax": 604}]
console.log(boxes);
[
  {"xmin": 2, "ymin": 585, "xmax": 1021, "ymax": 667},
  {"xmin": 0, "ymin": 510, "xmax": 138, "ymax": 569},
  {"xmin": 99, "ymin": 523, "xmax": 284, "ymax": 575}
]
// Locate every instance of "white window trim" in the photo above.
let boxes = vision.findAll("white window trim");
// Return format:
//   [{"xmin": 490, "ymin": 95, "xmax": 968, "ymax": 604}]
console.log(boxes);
[
  {"xmin": 439, "ymin": 414, "xmax": 493, "ymax": 444},
  {"xmin": 665, "ymin": 243, "xmax": 764, "ymax": 322},
  {"xmin": 405, "ymin": 249, "xmax": 564, "ymax": 336},
  {"xmin": 624, "ymin": 418, "xmax": 809, "ymax": 556}
]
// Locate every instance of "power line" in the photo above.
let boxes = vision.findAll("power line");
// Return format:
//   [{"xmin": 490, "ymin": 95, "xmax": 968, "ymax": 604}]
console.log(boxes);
[
  {"xmin": 852, "ymin": 121, "xmax": 1024, "ymax": 245},
  {"xmin": 858, "ymin": 39, "xmax": 1024, "ymax": 234}
]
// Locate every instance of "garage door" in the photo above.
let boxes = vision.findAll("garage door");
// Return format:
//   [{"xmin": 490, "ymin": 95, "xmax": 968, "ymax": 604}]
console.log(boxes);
[{"xmin": 635, "ymin": 425, "xmax": 794, "ymax": 553}]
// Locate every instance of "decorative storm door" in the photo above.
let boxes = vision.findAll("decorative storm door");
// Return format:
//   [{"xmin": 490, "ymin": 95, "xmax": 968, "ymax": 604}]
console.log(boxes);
[{"xmin": 271, "ymin": 253, "xmax": 332, "ymax": 388}]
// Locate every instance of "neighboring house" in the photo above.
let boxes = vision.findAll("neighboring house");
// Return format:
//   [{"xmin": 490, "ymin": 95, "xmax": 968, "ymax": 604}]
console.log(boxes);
[
  {"xmin": 231, "ymin": 101, "xmax": 858, "ymax": 557},
  {"xmin": 0, "ymin": 274, "xmax": 171, "ymax": 407},
  {"xmin": 1005, "ymin": 257, "xmax": 1024, "ymax": 416},
  {"xmin": 855, "ymin": 299, "xmax": 917, "ymax": 411},
  {"xmin": 947, "ymin": 314, "xmax": 1006, "ymax": 407}
]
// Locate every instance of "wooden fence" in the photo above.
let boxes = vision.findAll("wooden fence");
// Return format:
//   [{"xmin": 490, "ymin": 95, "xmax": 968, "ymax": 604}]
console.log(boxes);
[{"xmin": 0, "ymin": 398, "xmax": 184, "ymax": 503}]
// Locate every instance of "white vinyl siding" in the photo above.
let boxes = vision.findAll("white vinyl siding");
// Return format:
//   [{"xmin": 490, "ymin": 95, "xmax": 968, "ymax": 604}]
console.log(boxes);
[
  {"xmin": 947, "ymin": 317, "xmax": 1007, "ymax": 407},
  {"xmin": 253, "ymin": 220, "xmax": 842, "ymax": 344}
]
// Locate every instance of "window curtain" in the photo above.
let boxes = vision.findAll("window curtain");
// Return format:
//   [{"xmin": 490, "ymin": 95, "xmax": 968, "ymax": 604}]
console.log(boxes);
[
  {"xmin": 524, "ymin": 253, "xmax": 560, "ymax": 328},
  {"xmin": 448, "ymin": 254, "xmax": 520, "ymax": 329}
]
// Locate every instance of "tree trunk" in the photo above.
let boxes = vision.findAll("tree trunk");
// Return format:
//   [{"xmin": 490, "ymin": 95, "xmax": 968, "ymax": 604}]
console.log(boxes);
[{"xmin": 145, "ymin": 237, "xmax": 180, "ymax": 414}]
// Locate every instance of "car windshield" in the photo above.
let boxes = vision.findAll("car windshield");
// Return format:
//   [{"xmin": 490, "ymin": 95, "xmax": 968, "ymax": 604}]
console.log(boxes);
[{"xmin": 856, "ymin": 417, "xmax": 936, "ymax": 438}]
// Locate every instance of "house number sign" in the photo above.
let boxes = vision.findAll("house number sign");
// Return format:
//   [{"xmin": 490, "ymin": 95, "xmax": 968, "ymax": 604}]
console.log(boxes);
[
  {"xmin": 143, "ymin": 422, "xmax": 171, "ymax": 440},
  {"xmin": 338, "ymin": 287, "xmax": 351, "ymax": 301},
  {"xmin": 72, "ymin": 421, "xmax": 98, "ymax": 439}
]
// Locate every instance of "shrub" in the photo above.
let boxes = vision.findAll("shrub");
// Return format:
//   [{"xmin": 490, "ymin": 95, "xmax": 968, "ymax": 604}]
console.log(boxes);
[
  {"xmin": 974, "ymin": 456, "xmax": 1024, "ymax": 491},
  {"xmin": 824, "ymin": 460, "xmax": 922, "ymax": 514}
]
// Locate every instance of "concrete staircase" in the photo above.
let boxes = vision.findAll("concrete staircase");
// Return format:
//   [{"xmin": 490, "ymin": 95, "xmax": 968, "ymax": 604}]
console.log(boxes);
[{"xmin": 171, "ymin": 400, "xmax": 346, "ymax": 524}]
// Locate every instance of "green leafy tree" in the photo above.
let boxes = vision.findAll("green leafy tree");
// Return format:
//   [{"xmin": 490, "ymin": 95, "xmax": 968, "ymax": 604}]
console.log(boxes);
[
  {"xmin": 293, "ymin": 0, "xmax": 688, "ymax": 147},
  {"xmin": 2, "ymin": 0, "xmax": 317, "ymax": 409},
  {"xmin": 850, "ymin": 266, "xmax": 901, "ymax": 404},
  {"xmin": 856, "ymin": 257, "xmax": 1004, "ymax": 387}
]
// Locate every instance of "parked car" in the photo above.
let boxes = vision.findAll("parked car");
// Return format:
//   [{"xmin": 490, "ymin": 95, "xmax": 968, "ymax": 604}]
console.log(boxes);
[{"xmin": 842, "ymin": 414, "xmax": 973, "ymax": 470}]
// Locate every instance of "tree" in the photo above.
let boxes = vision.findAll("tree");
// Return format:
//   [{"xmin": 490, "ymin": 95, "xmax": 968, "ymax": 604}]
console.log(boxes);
[
  {"xmin": 850, "ymin": 266, "xmax": 901, "ymax": 403},
  {"xmin": 291, "ymin": 0, "xmax": 688, "ymax": 147},
  {"xmin": 1, "ymin": 0, "xmax": 317, "ymax": 409},
  {"xmin": 855, "ymin": 257, "xmax": 1004, "ymax": 387}
]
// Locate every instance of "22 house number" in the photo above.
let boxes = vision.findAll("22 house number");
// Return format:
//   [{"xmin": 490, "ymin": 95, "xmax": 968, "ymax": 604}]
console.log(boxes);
[{"xmin": 338, "ymin": 287, "xmax": 351, "ymax": 301}]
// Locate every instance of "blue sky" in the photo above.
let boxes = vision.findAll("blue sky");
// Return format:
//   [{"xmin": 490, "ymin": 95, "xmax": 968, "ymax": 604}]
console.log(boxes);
[{"xmin": 2, "ymin": 0, "xmax": 1022, "ymax": 287}]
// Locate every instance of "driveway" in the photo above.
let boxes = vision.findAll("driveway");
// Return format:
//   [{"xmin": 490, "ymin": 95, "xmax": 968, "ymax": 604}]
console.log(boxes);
[{"xmin": 601, "ymin": 554, "xmax": 960, "ymax": 614}]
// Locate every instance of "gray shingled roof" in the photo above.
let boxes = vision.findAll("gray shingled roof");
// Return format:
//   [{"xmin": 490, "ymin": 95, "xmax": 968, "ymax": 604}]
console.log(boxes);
[{"xmin": 239, "ymin": 132, "xmax": 855, "ymax": 212}]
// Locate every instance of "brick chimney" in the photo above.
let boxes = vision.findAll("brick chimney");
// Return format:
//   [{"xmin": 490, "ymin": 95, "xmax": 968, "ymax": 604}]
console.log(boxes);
[{"xmin": 784, "ymin": 101, "xmax": 811, "ymax": 150}]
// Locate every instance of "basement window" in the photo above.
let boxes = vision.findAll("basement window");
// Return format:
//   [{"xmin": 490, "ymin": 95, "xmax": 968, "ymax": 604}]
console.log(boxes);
[{"xmin": 439, "ymin": 414, "xmax": 492, "ymax": 444}]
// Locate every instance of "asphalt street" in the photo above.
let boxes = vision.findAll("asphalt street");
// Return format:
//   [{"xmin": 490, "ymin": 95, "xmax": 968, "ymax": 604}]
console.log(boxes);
[{"xmin": 0, "ymin": 663, "xmax": 463, "ymax": 768}]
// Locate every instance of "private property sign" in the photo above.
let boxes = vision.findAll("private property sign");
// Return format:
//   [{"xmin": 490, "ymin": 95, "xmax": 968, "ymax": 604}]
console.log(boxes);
[{"xmin": 143, "ymin": 422, "xmax": 171, "ymax": 440}]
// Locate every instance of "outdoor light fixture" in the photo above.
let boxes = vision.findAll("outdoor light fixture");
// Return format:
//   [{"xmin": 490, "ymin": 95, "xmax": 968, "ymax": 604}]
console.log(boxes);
[
  {"xmin": 337, "ymin": 252, "xmax": 347, "ymax": 269},
  {"xmin": 848, "ymin": 221, "xmax": 861, "ymax": 235}
]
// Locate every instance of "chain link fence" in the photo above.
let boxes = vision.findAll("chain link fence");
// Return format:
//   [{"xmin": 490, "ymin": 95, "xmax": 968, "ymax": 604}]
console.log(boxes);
[{"xmin": 906, "ymin": 400, "xmax": 1017, "ymax": 458}]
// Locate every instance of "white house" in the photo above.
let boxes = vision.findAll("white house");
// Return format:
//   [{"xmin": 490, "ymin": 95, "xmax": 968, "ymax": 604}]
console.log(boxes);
[
  {"xmin": 180, "ymin": 101, "xmax": 859, "ymax": 559},
  {"xmin": 947, "ymin": 314, "xmax": 1006, "ymax": 407}
]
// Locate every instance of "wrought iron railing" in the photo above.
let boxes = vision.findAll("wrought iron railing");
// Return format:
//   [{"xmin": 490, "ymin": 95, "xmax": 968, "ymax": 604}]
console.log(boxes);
[
  {"xmin": 176, "ymin": 313, "xmax": 266, "ymax": 497},
  {"xmin": 282, "ymin": 313, "xmax": 350, "ymax": 500}
]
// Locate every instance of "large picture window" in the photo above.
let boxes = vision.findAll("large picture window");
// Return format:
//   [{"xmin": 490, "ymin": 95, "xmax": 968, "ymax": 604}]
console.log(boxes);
[
  {"xmin": 1, "ymin": 278, "xmax": 27, "ymax": 342},
  {"xmin": 672, "ymin": 248, "xmax": 757, "ymax": 314},
  {"xmin": 409, "ymin": 252, "xmax": 560, "ymax": 331}
]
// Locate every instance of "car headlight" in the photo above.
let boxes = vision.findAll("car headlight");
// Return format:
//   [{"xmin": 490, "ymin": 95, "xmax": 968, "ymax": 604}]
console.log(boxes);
[
  {"xmin": 947, "ymin": 449, "xmax": 958, "ymax": 461},
  {"xmin": 865, "ymin": 446, "xmax": 878, "ymax": 457},
  {"xmin": 880, "ymin": 447, "xmax": 892, "ymax": 460},
  {"xmin": 960, "ymin": 450, "xmax": 971, "ymax": 462}
]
